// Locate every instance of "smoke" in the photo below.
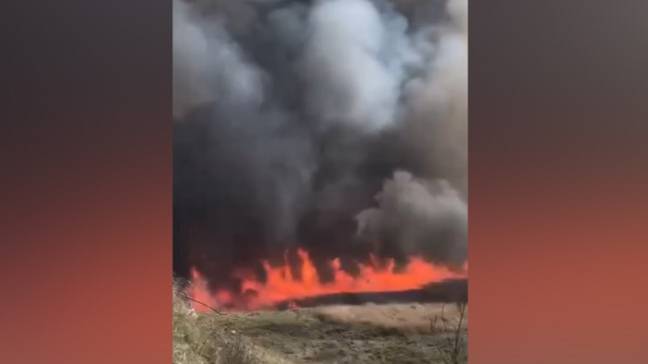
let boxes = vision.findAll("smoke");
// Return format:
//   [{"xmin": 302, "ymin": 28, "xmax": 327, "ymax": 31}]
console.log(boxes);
[
  {"xmin": 173, "ymin": 0, "xmax": 468, "ymax": 292},
  {"xmin": 173, "ymin": 0, "xmax": 264, "ymax": 118},
  {"xmin": 356, "ymin": 171, "xmax": 467, "ymax": 267},
  {"xmin": 301, "ymin": 0, "xmax": 415, "ymax": 130}
]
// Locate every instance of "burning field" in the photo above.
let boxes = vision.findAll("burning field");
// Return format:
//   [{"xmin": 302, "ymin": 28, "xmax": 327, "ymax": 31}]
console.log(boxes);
[
  {"xmin": 186, "ymin": 248, "xmax": 466, "ymax": 311},
  {"xmin": 173, "ymin": 0, "xmax": 467, "ymax": 362}
]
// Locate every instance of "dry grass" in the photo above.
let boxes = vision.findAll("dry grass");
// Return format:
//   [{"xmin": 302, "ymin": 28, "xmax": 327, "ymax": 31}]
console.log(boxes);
[
  {"xmin": 173, "ymin": 282, "xmax": 260, "ymax": 364},
  {"xmin": 311, "ymin": 303, "xmax": 468, "ymax": 334},
  {"xmin": 431, "ymin": 302, "xmax": 468, "ymax": 364},
  {"xmin": 173, "ymin": 281, "xmax": 467, "ymax": 364}
]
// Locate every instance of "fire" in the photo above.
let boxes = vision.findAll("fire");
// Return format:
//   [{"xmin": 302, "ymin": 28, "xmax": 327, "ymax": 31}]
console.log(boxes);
[{"xmin": 187, "ymin": 249, "xmax": 465, "ymax": 311}]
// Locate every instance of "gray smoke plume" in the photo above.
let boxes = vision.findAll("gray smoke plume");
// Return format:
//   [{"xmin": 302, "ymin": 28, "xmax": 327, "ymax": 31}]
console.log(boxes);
[{"xmin": 173, "ymin": 0, "xmax": 468, "ymax": 293}]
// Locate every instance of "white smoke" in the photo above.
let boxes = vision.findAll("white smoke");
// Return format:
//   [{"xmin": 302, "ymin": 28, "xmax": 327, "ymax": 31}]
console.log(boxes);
[
  {"xmin": 401, "ymin": 0, "xmax": 468, "ymax": 193},
  {"xmin": 356, "ymin": 171, "xmax": 467, "ymax": 265},
  {"xmin": 354, "ymin": 0, "xmax": 468, "ymax": 265},
  {"xmin": 173, "ymin": 0, "xmax": 264, "ymax": 118},
  {"xmin": 448, "ymin": 0, "xmax": 468, "ymax": 33},
  {"xmin": 301, "ymin": 0, "xmax": 419, "ymax": 131}
]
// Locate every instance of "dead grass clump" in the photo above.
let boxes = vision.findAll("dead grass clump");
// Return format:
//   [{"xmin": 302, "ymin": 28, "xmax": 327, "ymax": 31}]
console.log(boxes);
[
  {"xmin": 218, "ymin": 335, "xmax": 258, "ymax": 364},
  {"xmin": 313, "ymin": 303, "xmax": 460, "ymax": 334},
  {"xmin": 173, "ymin": 281, "xmax": 213, "ymax": 364},
  {"xmin": 173, "ymin": 281, "xmax": 258, "ymax": 364},
  {"xmin": 431, "ymin": 302, "xmax": 468, "ymax": 364}
]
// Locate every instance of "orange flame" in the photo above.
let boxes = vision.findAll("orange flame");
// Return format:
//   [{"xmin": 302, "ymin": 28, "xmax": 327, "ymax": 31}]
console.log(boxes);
[{"xmin": 187, "ymin": 249, "xmax": 465, "ymax": 311}]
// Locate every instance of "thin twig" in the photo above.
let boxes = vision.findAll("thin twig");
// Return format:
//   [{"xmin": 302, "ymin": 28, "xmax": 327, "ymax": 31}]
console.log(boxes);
[
  {"xmin": 179, "ymin": 292, "xmax": 223, "ymax": 314},
  {"xmin": 434, "ymin": 301, "xmax": 467, "ymax": 364},
  {"xmin": 450, "ymin": 302, "xmax": 467, "ymax": 363}
]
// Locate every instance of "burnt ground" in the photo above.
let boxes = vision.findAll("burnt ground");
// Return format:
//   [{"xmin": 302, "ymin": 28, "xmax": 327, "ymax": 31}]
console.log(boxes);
[{"xmin": 275, "ymin": 279, "xmax": 468, "ymax": 308}]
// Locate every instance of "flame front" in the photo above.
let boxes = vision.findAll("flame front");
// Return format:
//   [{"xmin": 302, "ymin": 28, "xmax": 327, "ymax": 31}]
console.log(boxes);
[{"xmin": 188, "ymin": 249, "xmax": 465, "ymax": 311}]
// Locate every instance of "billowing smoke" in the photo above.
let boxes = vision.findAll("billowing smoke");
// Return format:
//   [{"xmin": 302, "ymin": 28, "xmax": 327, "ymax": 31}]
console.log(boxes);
[{"xmin": 173, "ymin": 0, "xmax": 468, "ymax": 293}]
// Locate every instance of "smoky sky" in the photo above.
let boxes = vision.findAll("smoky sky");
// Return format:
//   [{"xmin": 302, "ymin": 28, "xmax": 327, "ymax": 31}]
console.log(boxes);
[{"xmin": 173, "ymin": 0, "xmax": 467, "ymax": 294}]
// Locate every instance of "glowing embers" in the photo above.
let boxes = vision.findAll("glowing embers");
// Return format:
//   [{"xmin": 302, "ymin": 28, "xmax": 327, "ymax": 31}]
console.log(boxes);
[{"xmin": 187, "ymin": 249, "xmax": 464, "ymax": 311}]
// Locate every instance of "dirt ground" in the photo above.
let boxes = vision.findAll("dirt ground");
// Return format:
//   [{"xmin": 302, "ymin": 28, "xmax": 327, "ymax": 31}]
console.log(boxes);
[{"xmin": 186, "ymin": 303, "xmax": 467, "ymax": 364}]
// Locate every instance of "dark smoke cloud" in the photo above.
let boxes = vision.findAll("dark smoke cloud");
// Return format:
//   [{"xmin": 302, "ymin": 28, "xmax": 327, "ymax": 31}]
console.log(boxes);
[{"xmin": 173, "ymin": 0, "xmax": 467, "ymax": 293}]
